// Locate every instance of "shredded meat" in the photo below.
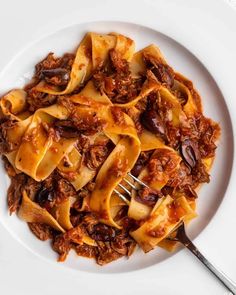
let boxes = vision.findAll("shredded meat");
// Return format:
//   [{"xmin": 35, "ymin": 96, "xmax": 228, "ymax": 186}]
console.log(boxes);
[
  {"xmin": 2, "ymin": 156, "xmax": 16, "ymax": 177},
  {"xmin": 28, "ymin": 222, "xmax": 54, "ymax": 241},
  {"xmin": 110, "ymin": 106, "xmax": 126, "ymax": 125},
  {"xmin": 7, "ymin": 174, "xmax": 26, "ymax": 214},
  {"xmin": 52, "ymin": 225, "xmax": 83, "ymax": 262},
  {"xmin": 66, "ymin": 212, "xmax": 137, "ymax": 265},
  {"xmin": 95, "ymin": 230, "xmax": 136, "ymax": 265},
  {"xmin": 96, "ymin": 241, "xmax": 122, "ymax": 265},
  {"xmin": 144, "ymin": 149, "xmax": 179, "ymax": 185},
  {"xmin": 143, "ymin": 53, "xmax": 175, "ymax": 88},
  {"xmin": 135, "ymin": 187, "xmax": 162, "ymax": 207},
  {"xmin": 0, "ymin": 119, "xmax": 18, "ymax": 154},
  {"xmin": 54, "ymin": 111, "xmax": 105, "ymax": 138},
  {"xmin": 24, "ymin": 177, "xmax": 41, "ymax": 200},
  {"xmin": 52, "ymin": 234, "xmax": 71, "ymax": 262},
  {"xmin": 196, "ymin": 115, "xmax": 220, "ymax": 159},
  {"xmin": 125, "ymin": 107, "xmax": 143, "ymax": 135},
  {"xmin": 26, "ymin": 90, "xmax": 57, "ymax": 112},
  {"xmin": 35, "ymin": 52, "xmax": 74, "ymax": 86},
  {"xmin": 73, "ymin": 244, "xmax": 97, "ymax": 258},
  {"xmin": 93, "ymin": 49, "xmax": 143, "ymax": 103},
  {"xmin": 25, "ymin": 52, "xmax": 75, "ymax": 112},
  {"xmin": 85, "ymin": 144, "xmax": 110, "ymax": 170},
  {"xmin": 55, "ymin": 178, "xmax": 77, "ymax": 204}
]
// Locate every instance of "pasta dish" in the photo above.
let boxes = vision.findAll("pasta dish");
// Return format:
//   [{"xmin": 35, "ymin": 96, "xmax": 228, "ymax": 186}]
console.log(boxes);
[{"xmin": 0, "ymin": 33, "xmax": 220, "ymax": 265}]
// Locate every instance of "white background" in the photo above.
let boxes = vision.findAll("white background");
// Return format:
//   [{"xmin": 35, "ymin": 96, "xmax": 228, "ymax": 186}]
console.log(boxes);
[{"xmin": 0, "ymin": 0, "xmax": 236, "ymax": 294}]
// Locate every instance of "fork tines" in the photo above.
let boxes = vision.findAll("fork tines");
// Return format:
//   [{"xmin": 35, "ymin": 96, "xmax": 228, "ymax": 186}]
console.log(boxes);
[{"xmin": 114, "ymin": 172, "xmax": 149, "ymax": 204}]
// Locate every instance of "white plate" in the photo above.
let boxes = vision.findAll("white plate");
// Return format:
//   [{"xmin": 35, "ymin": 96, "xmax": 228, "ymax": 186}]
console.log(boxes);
[
  {"xmin": 0, "ymin": 20, "xmax": 233, "ymax": 274},
  {"xmin": 0, "ymin": 0, "xmax": 235, "ymax": 294}
]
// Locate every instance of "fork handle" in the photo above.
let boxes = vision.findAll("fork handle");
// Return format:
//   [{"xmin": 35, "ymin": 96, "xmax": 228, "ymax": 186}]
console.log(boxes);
[{"xmin": 181, "ymin": 235, "xmax": 236, "ymax": 294}]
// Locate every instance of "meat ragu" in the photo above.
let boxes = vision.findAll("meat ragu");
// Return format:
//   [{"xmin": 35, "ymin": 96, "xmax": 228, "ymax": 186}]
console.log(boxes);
[
  {"xmin": 0, "ymin": 32, "xmax": 220, "ymax": 265},
  {"xmin": 93, "ymin": 49, "xmax": 144, "ymax": 104}
]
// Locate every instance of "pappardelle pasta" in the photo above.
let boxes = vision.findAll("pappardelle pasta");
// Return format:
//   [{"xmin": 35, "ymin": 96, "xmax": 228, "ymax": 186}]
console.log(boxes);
[{"xmin": 0, "ymin": 33, "xmax": 220, "ymax": 265}]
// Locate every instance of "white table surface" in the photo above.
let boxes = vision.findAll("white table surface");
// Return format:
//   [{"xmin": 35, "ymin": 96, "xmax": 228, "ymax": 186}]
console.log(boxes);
[{"xmin": 0, "ymin": 1, "xmax": 236, "ymax": 294}]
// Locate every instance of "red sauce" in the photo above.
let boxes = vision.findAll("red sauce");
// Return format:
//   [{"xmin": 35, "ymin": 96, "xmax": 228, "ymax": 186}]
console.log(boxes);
[{"xmin": 168, "ymin": 201, "xmax": 186, "ymax": 224}]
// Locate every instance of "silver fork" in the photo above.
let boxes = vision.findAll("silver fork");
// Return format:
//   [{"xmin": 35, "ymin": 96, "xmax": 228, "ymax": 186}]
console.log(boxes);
[
  {"xmin": 114, "ymin": 172, "xmax": 148, "ymax": 204},
  {"xmin": 114, "ymin": 173, "xmax": 236, "ymax": 295}
]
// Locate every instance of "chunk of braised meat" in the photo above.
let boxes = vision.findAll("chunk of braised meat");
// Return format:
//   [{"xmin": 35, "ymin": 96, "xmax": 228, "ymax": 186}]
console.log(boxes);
[
  {"xmin": 2, "ymin": 156, "xmax": 16, "ymax": 177},
  {"xmin": 56, "ymin": 178, "xmax": 77, "ymax": 204},
  {"xmin": 0, "ymin": 119, "xmax": 18, "ymax": 154},
  {"xmin": 52, "ymin": 234, "xmax": 71, "ymax": 262},
  {"xmin": 131, "ymin": 151, "xmax": 153, "ymax": 177},
  {"xmin": 93, "ymin": 49, "xmax": 143, "ymax": 103},
  {"xmin": 96, "ymin": 241, "xmax": 123, "ymax": 266},
  {"xmin": 90, "ymin": 224, "xmax": 116, "ymax": 242},
  {"xmin": 7, "ymin": 173, "xmax": 26, "ymax": 214},
  {"xmin": 40, "ymin": 68, "xmax": 70, "ymax": 87},
  {"xmin": 52, "ymin": 225, "xmax": 83, "ymax": 262},
  {"xmin": 70, "ymin": 210, "xmax": 87, "ymax": 227},
  {"xmin": 76, "ymin": 134, "xmax": 91, "ymax": 152},
  {"xmin": 26, "ymin": 89, "xmax": 57, "ymax": 112},
  {"xmin": 73, "ymin": 244, "xmax": 97, "ymax": 258},
  {"xmin": 41, "ymin": 122, "xmax": 61, "ymax": 142},
  {"xmin": 125, "ymin": 107, "xmax": 143, "ymax": 135},
  {"xmin": 182, "ymin": 185, "xmax": 198, "ymax": 199},
  {"xmin": 171, "ymin": 88, "xmax": 188, "ymax": 106},
  {"xmin": 165, "ymin": 122, "xmax": 181, "ymax": 149},
  {"xmin": 35, "ymin": 52, "xmax": 74, "ymax": 86},
  {"xmin": 110, "ymin": 231, "xmax": 136, "ymax": 256},
  {"xmin": 24, "ymin": 177, "xmax": 42, "ymax": 200},
  {"xmin": 110, "ymin": 49, "xmax": 129, "ymax": 73},
  {"xmin": 95, "ymin": 230, "xmax": 137, "ymax": 265},
  {"xmin": 167, "ymin": 161, "xmax": 193, "ymax": 189},
  {"xmin": 53, "ymin": 120, "xmax": 80, "ymax": 138},
  {"xmin": 54, "ymin": 111, "xmax": 105, "ymax": 138},
  {"xmin": 143, "ymin": 53, "xmax": 175, "ymax": 88},
  {"xmin": 196, "ymin": 115, "xmax": 220, "ymax": 159},
  {"xmin": 85, "ymin": 144, "xmax": 110, "ymax": 170},
  {"xmin": 110, "ymin": 106, "xmax": 126, "ymax": 125},
  {"xmin": 81, "ymin": 213, "xmax": 99, "ymax": 233},
  {"xmin": 135, "ymin": 187, "xmax": 162, "ymax": 207},
  {"xmin": 143, "ymin": 149, "xmax": 180, "ymax": 186},
  {"xmin": 28, "ymin": 222, "xmax": 54, "ymax": 241},
  {"xmin": 192, "ymin": 161, "xmax": 210, "ymax": 185}
]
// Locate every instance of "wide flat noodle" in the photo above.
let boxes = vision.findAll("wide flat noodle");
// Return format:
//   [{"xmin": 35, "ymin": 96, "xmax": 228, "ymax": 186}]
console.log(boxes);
[
  {"xmin": 130, "ymin": 195, "xmax": 196, "ymax": 252},
  {"xmin": 18, "ymin": 191, "xmax": 65, "ymax": 232},
  {"xmin": 90, "ymin": 136, "xmax": 140, "ymax": 228},
  {"xmin": 15, "ymin": 107, "xmax": 75, "ymax": 181},
  {"xmin": 51, "ymin": 199, "xmax": 73, "ymax": 230},
  {"xmin": 0, "ymin": 89, "xmax": 28, "ymax": 120}
]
